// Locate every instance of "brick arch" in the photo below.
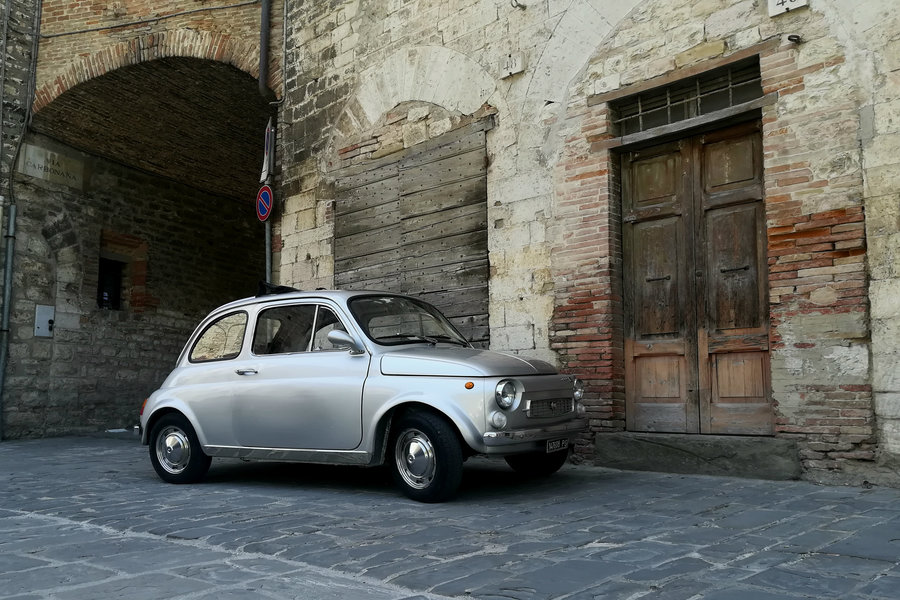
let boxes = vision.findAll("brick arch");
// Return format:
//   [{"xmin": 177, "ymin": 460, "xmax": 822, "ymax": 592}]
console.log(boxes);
[
  {"xmin": 331, "ymin": 45, "xmax": 502, "ymax": 147},
  {"xmin": 34, "ymin": 28, "xmax": 276, "ymax": 112}
]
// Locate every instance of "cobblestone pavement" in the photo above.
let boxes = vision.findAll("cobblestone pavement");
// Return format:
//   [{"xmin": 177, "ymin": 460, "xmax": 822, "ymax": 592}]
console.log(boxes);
[{"xmin": 2, "ymin": 435, "xmax": 900, "ymax": 599}]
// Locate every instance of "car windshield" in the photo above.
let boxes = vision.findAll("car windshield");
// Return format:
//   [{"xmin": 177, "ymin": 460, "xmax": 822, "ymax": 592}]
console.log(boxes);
[{"xmin": 348, "ymin": 295, "xmax": 470, "ymax": 347}]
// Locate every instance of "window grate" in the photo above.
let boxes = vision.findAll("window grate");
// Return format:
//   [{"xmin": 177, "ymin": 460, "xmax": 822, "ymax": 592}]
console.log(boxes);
[{"xmin": 611, "ymin": 57, "xmax": 763, "ymax": 136}]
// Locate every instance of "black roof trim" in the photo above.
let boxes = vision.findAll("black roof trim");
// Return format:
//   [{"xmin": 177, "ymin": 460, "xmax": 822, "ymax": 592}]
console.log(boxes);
[{"xmin": 256, "ymin": 281, "xmax": 301, "ymax": 297}]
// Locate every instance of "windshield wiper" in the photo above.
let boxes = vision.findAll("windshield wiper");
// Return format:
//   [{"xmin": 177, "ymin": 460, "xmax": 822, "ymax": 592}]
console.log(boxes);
[
  {"xmin": 379, "ymin": 334, "xmax": 438, "ymax": 345},
  {"xmin": 429, "ymin": 335, "xmax": 470, "ymax": 347}
]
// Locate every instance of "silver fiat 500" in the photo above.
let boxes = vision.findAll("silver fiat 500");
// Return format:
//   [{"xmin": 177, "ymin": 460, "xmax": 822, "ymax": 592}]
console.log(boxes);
[{"xmin": 140, "ymin": 289, "xmax": 586, "ymax": 502}]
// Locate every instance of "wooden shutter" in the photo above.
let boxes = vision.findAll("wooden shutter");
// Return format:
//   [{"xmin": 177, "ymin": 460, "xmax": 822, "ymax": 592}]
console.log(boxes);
[{"xmin": 334, "ymin": 125, "xmax": 489, "ymax": 345}]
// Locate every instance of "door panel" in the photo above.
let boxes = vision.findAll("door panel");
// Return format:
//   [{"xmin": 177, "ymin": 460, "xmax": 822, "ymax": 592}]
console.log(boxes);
[
  {"xmin": 697, "ymin": 122, "xmax": 771, "ymax": 434},
  {"xmin": 232, "ymin": 351, "xmax": 369, "ymax": 449},
  {"xmin": 624, "ymin": 121, "xmax": 771, "ymax": 435},
  {"xmin": 705, "ymin": 204, "xmax": 763, "ymax": 330},
  {"xmin": 624, "ymin": 141, "xmax": 697, "ymax": 433},
  {"xmin": 634, "ymin": 217, "xmax": 681, "ymax": 337},
  {"xmin": 708, "ymin": 351, "xmax": 772, "ymax": 434},
  {"xmin": 232, "ymin": 304, "xmax": 370, "ymax": 450},
  {"xmin": 627, "ymin": 349, "xmax": 693, "ymax": 433}
]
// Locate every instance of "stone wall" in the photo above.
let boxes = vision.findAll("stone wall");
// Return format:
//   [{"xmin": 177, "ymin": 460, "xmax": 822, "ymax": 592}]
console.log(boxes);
[
  {"xmin": 11, "ymin": 0, "xmax": 897, "ymax": 483},
  {"xmin": 278, "ymin": 0, "xmax": 900, "ymax": 484},
  {"xmin": 2, "ymin": 134, "xmax": 264, "ymax": 438},
  {"xmin": 849, "ymin": 2, "xmax": 900, "ymax": 478},
  {"xmin": 553, "ymin": 0, "xmax": 895, "ymax": 483},
  {"xmin": 1, "ymin": 0, "xmax": 38, "ymax": 189}
]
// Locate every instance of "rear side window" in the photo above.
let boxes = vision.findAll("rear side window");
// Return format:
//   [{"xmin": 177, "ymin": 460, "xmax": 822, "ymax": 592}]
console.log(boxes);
[{"xmin": 189, "ymin": 312, "xmax": 247, "ymax": 362}]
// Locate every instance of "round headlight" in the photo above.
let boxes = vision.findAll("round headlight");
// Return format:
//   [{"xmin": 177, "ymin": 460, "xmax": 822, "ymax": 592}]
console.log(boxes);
[
  {"xmin": 495, "ymin": 379, "xmax": 518, "ymax": 409},
  {"xmin": 490, "ymin": 411, "xmax": 508, "ymax": 429},
  {"xmin": 573, "ymin": 378, "xmax": 585, "ymax": 401}
]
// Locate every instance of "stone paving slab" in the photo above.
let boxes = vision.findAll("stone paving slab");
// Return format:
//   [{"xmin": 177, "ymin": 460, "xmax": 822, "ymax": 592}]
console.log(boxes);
[{"xmin": 2, "ymin": 435, "xmax": 900, "ymax": 599}]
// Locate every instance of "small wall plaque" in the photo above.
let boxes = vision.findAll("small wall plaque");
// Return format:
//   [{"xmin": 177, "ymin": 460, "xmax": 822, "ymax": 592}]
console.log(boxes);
[{"xmin": 768, "ymin": 0, "xmax": 809, "ymax": 17}]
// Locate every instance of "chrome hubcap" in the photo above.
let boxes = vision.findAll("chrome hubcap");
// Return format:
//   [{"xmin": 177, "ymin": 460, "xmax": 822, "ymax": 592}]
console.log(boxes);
[
  {"xmin": 156, "ymin": 426, "xmax": 191, "ymax": 474},
  {"xmin": 395, "ymin": 429, "xmax": 436, "ymax": 490}
]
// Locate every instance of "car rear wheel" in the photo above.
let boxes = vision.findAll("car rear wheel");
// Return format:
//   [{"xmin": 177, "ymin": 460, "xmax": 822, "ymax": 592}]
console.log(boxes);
[
  {"xmin": 390, "ymin": 412, "xmax": 463, "ymax": 503},
  {"xmin": 149, "ymin": 413, "xmax": 211, "ymax": 484},
  {"xmin": 505, "ymin": 448, "xmax": 570, "ymax": 477}
]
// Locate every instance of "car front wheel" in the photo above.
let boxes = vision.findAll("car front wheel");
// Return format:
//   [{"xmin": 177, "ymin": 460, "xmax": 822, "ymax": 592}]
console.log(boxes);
[
  {"xmin": 149, "ymin": 413, "xmax": 211, "ymax": 484},
  {"xmin": 505, "ymin": 448, "xmax": 570, "ymax": 477},
  {"xmin": 390, "ymin": 412, "xmax": 463, "ymax": 503}
]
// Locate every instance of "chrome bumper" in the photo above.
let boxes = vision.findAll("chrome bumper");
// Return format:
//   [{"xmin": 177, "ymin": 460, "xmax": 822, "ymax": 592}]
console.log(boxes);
[{"xmin": 482, "ymin": 418, "xmax": 587, "ymax": 447}]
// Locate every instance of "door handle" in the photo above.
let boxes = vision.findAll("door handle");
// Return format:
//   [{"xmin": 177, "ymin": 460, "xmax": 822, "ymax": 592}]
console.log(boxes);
[
  {"xmin": 235, "ymin": 368, "xmax": 258, "ymax": 376},
  {"xmin": 720, "ymin": 264, "xmax": 750, "ymax": 273}
]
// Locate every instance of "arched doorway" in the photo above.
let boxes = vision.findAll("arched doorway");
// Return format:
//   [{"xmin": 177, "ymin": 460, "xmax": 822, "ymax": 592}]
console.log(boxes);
[{"xmin": 5, "ymin": 57, "xmax": 272, "ymax": 437}]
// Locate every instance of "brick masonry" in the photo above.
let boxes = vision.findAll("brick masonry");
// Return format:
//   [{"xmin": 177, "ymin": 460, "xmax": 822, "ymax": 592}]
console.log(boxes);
[
  {"xmin": 1, "ymin": 0, "xmax": 897, "ymax": 486},
  {"xmin": 275, "ymin": 0, "xmax": 900, "ymax": 486},
  {"xmin": 33, "ymin": 0, "xmax": 283, "ymax": 111}
]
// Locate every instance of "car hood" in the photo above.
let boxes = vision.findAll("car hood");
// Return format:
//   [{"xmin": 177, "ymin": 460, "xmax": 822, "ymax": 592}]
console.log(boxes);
[{"xmin": 379, "ymin": 346, "xmax": 557, "ymax": 377}]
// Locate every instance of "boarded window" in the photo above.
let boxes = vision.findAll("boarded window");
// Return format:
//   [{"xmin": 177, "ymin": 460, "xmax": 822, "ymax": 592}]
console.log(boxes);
[{"xmin": 333, "ymin": 123, "xmax": 489, "ymax": 346}]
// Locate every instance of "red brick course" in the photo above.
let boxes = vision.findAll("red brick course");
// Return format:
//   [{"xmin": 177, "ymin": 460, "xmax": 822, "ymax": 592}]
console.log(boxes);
[{"xmin": 35, "ymin": 1, "xmax": 282, "ymax": 112}]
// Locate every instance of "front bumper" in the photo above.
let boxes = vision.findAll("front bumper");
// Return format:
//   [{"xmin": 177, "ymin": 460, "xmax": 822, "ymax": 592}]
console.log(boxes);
[{"xmin": 481, "ymin": 418, "xmax": 587, "ymax": 453}]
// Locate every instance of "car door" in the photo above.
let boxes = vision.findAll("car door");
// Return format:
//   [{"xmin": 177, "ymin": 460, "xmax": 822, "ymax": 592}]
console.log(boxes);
[{"xmin": 231, "ymin": 302, "xmax": 370, "ymax": 450}]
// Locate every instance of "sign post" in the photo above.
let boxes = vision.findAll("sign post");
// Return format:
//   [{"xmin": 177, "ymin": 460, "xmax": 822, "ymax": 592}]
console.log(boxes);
[{"xmin": 258, "ymin": 118, "xmax": 276, "ymax": 284}]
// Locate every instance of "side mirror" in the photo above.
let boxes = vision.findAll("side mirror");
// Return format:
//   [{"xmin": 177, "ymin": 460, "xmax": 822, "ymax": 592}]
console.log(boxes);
[{"xmin": 327, "ymin": 330, "xmax": 365, "ymax": 355}]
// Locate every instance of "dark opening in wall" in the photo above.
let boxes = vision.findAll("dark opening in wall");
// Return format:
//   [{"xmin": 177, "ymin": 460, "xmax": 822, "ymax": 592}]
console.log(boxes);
[{"xmin": 97, "ymin": 257, "xmax": 125, "ymax": 310}]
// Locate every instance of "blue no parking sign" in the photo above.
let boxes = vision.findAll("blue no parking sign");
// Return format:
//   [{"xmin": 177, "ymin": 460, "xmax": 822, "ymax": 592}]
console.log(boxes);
[{"xmin": 256, "ymin": 185, "xmax": 273, "ymax": 222}]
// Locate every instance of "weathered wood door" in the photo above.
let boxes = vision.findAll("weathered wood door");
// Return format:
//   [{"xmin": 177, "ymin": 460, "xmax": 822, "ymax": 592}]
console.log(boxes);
[
  {"xmin": 623, "ymin": 121, "xmax": 772, "ymax": 435},
  {"xmin": 333, "ymin": 125, "xmax": 489, "ymax": 345}
]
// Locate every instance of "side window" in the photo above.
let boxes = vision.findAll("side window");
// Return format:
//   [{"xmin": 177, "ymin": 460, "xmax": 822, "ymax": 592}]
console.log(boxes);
[
  {"xmin": 311, "ymin": 306, "xmax": 346, "ymax": 351},
  {"xmin": 252, "ymin": 305, "xmax": 316, "ymax": 355},
  {"xmin": 190, "ymin": 312, "xmax": 247, "ymax": 362}
]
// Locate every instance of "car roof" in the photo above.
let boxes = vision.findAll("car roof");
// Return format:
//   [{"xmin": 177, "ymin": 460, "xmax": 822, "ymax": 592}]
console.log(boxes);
[{"xmin": 209, "ymin": 289, "xmax": 414, "ymax": 315}]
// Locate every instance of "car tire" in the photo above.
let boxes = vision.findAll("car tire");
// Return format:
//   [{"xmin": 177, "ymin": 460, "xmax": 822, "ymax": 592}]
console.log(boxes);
[
  {"xmin": 390, "ymin": 411, "xmax": 464, "ymax": 503},
  {"xmin": 505, "ymin": 449, "xmax": 570, "ymax": 477},
  {"xmin": 149, "ymin": 413, "xmax": 211, "ymax": 484}
]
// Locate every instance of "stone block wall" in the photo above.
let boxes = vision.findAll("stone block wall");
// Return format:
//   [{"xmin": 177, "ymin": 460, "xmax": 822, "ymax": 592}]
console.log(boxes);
[
  {"xmin": 1, "ymin": 0, "xmax": 38, "ymax": 189},
  {"xmin": 2, "ymin": 134, "xmax": 264, "ymax": 438},
  {"xmin": 855, "ymin": 4, "xmax": 900, "ymax": 475},
  {"xmin": 551, "ymin": 0, "xmax": 898, "ymax": 483},
  {"xmin": 278, "ymin": 0, "xmax": 647, "ymax": 369},
  {"xmin": 4, "ymin": 0, "xmax": 883, "ymax": 478},
  {"xmin": 275, "ymin": 0, "xmax": 900, "ymax": 483}
]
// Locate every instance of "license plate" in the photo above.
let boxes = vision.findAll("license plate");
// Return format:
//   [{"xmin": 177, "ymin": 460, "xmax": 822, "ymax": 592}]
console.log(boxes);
[{"xmin": 546, "ymin": 438, "xmax": 568, "ymax": 453}]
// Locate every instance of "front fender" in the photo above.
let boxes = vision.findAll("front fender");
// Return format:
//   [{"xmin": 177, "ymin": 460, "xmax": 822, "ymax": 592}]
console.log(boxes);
[{"xmin": 363, "ymin": 377, "xmax": 487, "ymax": 454}]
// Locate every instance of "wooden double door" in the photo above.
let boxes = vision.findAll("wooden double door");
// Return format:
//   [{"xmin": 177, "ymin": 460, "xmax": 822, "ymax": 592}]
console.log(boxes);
[{"xmin": 623, "ymin": 121, "xmax": 773, "ymax": 435}]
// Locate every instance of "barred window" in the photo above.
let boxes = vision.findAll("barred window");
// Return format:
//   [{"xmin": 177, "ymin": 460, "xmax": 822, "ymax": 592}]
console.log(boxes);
[{"xmin": 611, "ymin": 57, "xmax": 763, "ymax": 136}]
